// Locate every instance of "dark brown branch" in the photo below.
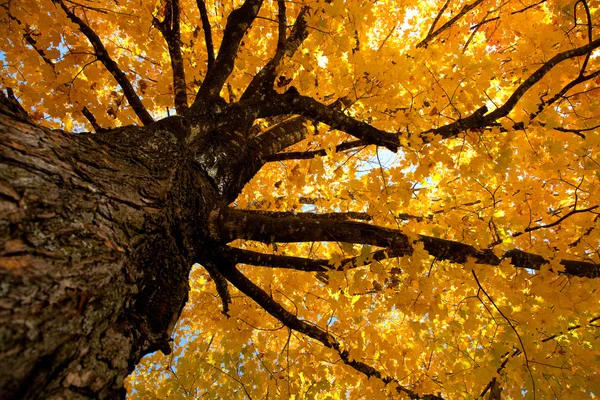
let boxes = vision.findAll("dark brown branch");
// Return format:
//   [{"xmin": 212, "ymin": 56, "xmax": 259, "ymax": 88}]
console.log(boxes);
[
  {"xmin": 54, "ymin": 0, "xmax": 154, "ymax": 125},
  {"xmin": 265, "ymin": 139, "xmax": 367, "ymax": 161},
  {"xmin": 527, "ymin": 69, "xmax": 600, "ymax": 124},
  {"xmin": 213, "ymin": 258, "xmax": 444, "ymax": 400},
  {"xmin": 574, "ymin": 0, "xmax": 593, "ymax": 74},
  {"xmin": 235, "ymin": 210, "xmax": 373, "ymax": 221},
  {"xmin": 473, "ymin": 270, "xmax": 535, "ymax": 396},
  {"xmin": 154, "ymin": 0, "xmax": 189, "ymax": 114},
  {"xmin": 420, "ymin": 0, "xmax": 452, "ymax": 47},
  {"xmin": 397, "ymin": 200, "xmax": 483, "ymax": 222},
  {"xmin": 218, "ymin": 245, "xmax": 396, "ymax": 272},
  {"xmin": 512, "ymin": 205, "xmax": 598, "ymax": 238},
  {"xmin": 1, "ymin": 88, "xmax": 32, "ymax": 123},
  {"xmin": 253, "ymin": 97, "xmax": 355, "ymax": 159},
  {"xmin": 480, "ymin": 376, "xmax": 504, "ymax": 400},
  {"xmin": 262, "ymin": 91, "xmax": 399, "ymax": 151},
  {"xmin": 424, "ymin": 37, "xmax": 600, "ymax": 139},
  {"xmin": 194, "ymin": 0, "xmax": 264, "ymax": 102},
  {"xmin": 209, "ymin": 208, "xmax": 600, "ymax": 278},
  {"xmin": 511, "ymin": 0, "xmax": 547, "ymax": 15},
  {"xmin": 24, "ymin": 33, "xmax": 56, "ymax": 69},
  {"xmin": 416, "ymin": 0, "xmax": 485, "ymax": 49},
  {"xmin": 241, "ymin": 6, "xmax": 309, "ymax": 100},
  {"xmin": 253, "ymin": 116, "xmax": 311, "ymax": 157},
  {"xmin": 202, "ymin": 261, "xmax": 231, "ymax": 316},
  {"xmin": 218, "ymin": 246, "xmax": 331, "ymax": 272},
  {"xmin": 8, "ymin": 7, "xmax": 106, "ymax": 132},
  {"xmin": 81, "ymin": 106, "xmax": 105, "ymax": 132},
  {"xmin": 540, "ymin": 316, "xmax": 600, "ymax": 342},
  {"xmin": 276, "ymin": 0, "xmax": 287, "ymax": 54},
  {"xmin": 555, "ymin": 123, "xmax": 600, "ymax": 139},
  {"xmin": 4, "ymin": 6, "xmax": 56, "ymax": 70},
  {"xmin": 196, "ymin": 0, "xmax": 215, "ymax": 68},
  {"xmin": 482, "ymin": 37, "xmax": 600, "ymax": 123}
]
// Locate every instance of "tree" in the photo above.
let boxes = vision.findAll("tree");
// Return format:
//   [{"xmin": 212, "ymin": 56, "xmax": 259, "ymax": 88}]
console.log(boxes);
[{"xmin": 1, "ymin": 0, "xmax": 599, "ymax": 398}]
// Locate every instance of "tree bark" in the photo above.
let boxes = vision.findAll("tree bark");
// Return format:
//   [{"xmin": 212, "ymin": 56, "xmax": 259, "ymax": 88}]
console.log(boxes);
[{"xmin": 0, "ymin": 106, "xmax": 201, "ymax": 399}]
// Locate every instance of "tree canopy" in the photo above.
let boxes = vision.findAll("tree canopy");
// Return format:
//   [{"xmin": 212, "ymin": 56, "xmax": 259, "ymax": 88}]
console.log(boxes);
[{"xmin": 2, "ymin": 0, "xmax": 600, "ymax": 398}]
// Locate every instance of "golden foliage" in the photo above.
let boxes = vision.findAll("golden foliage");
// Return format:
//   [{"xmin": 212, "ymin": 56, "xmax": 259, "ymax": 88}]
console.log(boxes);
[{"xmin": 3, "ymin": 0, "xmax": 600, "ymax": 398}]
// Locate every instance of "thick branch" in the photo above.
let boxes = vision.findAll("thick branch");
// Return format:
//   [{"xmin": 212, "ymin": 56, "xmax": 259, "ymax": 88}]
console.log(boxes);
[
  {"xmin": 236, "ymin": 210, "xmax": 372, "ymax": 221},
  {"xmin": 265, "ymin": 139, "xmax": 367, "ymax": 161},
  {"xmin": 276, "ymin": 0, "xmax": 287, "ymax": 54},
  {"xmin": 202, "ymin": 261, "xmax": 231, "ymax": 316},
  {"xmin": 218, "ymin": 246, "xmax": 331, "ymax": 271},
  {"xmin": 196, "ymin": 0, "xmax": 215, "ymax": 68},
  {"xmin": 1, "ymin": 89, "xmax": 32, "ymax": 123},
  {"xmin": 263, "ymin": 91, "xmax": 399, "ymax": 151},
  {"xmin": 81, "ymin": 106, "xmax": 105, "ymax": 132},
  {"xmin": 217, "ymin": 245, "xmax": 391, "ymax": 272},
  {"xmin": 154, "ymin": 0, "xmax": 189, "ymax": 114},
  {"xmin": 241, "ymin": 6, "xmax": 309, "ymax": 100},
  {"xmin": 253, "ymin": 116, "xmax": 312, "ymax": 157},
  {"xmin": 194, "ymin": 0, "xmax": 263, "ymax": 102},
  {"xmin": 213, "ymin": 258, "xmax": 443, "ymax": 400},
  {"xmin": 55, "ymin": 0, "xmax": 154, "ymax": 125},
  {"xmin": 253, "ymin": 95, "xmax": 355, "ymax": 157},
  {"xmin": 209, "ymin": 208, "xmax": 600, "ymax": 278}
]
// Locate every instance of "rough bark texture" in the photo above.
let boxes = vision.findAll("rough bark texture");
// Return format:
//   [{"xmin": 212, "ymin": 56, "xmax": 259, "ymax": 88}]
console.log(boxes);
[{"xmin": 0, "ymin": 105, "xmax": 208, "ymax": 399}]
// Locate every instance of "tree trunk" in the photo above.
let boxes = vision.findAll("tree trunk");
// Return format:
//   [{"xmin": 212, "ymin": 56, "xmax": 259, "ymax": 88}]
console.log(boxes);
[{"xmin": 0, "ymin": 105, "xmax": 214, "ymax": 399}]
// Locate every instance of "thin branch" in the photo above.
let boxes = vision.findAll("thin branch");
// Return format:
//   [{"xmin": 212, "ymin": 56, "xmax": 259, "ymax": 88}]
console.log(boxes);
[
  {"xmin": 511, "ymin": 0, "xmax": 546, "ymax": 15},
  {"xmin": 417, "ymin": 0, "xmax": 485, "ymax": 49},
  {"xmin": 153, "ymin": 0, "xmax": 189, "ymax": 114},
  {"xmin": 540, "ymin": 316, "xmax": 600, "ymax": 342},
  {"xmin": 472, "ymin": 270, "xmax": 536, "ymax": 398},
  {"xmin": 482, "ymin": 37, "xmax": 600, "ymax": 123},
  {"xmin": 7, "ymin": 6, "xmax": 107, "ymax": 131},
  {"xmin": 512, "ymin": 205, "xmax": 598, "ymax": 238},
  {"xmin": 194, "ymin": 0, "xmax": 264, "ymax": 102},
  {"xmin": 527, "ymin": 69, "xmax": 600, "ymax": 124},
  {"xmin": 209, "ymin": 208, "xmax": 600, "ymax": 278},
  {"xmin": 424, "ymin": 37, "xmax": 600, "ymax": 139},
  {"xmin": 213, "ymin": 258, "xmax": 444, "ymax": 400},
  {"xmin": 3, "ymin": 6, "xmax": 56, "ymax": 70},
  {"xmin": 54, "ymin": 0, "xmax": 154, "ymax": 125},
  {"xmin": 574, "ymin": 0, "xmax": 593, "ymax": 74},
  {"xmin": 195, "ymin": 0, "xmax": 215, "ymax": 68},
  {"xmin": 422, "ymin": 0, "xmax": 452, "ymax": 45}
]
